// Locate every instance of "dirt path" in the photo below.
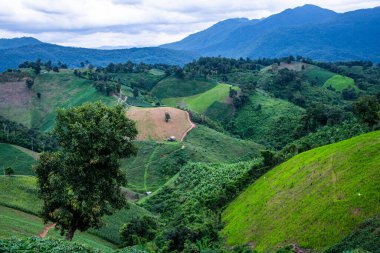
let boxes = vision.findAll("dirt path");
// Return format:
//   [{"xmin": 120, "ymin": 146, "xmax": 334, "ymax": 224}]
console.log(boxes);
[
  {"xmin": 39, "ymin": 223, "xmax": 56, "ymax": 238},
  {"xmin": 181, "ymin": 111, "xmax": 196, "ymax": 141}
]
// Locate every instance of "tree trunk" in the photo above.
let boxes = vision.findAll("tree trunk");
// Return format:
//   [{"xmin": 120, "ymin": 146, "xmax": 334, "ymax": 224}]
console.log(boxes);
[{"xmin": 66, "ymin": 225, "xmax": 77, "ymax": 241}]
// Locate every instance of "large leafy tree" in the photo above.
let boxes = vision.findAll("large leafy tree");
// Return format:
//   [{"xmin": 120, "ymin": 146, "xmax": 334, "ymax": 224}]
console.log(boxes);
[{"xmin": 34, "ymin": 102, "xmax": 137, "ymax": 240}]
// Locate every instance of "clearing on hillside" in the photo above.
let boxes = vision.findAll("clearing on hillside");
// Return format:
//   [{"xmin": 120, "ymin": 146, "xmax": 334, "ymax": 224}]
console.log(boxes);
[
  {"xmin": 222, "ymin": 131, "xmax": 380, "ymax": 251},
  {"xmin": 0, "ymin": 80, "xmax": 33, "ymax": 128},
  {"xmin": 162, "ymin": 83, "xmax": 238, "ymax": 114},
  {"xmin": 126, "ymin": 106, "xmax": 193, "ymax": 141},
  {"xmin": 323, "ymin": 75, "xmax": 358, "ymax": 92}
]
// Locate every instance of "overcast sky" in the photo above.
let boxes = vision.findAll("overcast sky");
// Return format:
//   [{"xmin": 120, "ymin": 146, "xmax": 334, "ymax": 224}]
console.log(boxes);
[{"xmin": 0, "ymin": 0, "xmax": 379, "ymax": 48}]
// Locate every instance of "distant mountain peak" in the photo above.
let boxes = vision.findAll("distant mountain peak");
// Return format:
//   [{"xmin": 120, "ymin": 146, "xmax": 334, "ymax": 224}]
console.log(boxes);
[{"xmin": 0, "ymin": 37, "xmax": 43, "ymax": 50}]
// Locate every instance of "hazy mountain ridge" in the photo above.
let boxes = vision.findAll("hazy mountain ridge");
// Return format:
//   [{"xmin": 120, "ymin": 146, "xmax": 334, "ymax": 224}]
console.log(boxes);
[{"xmin": 162, "ymin": 5, "xmax": 380, "ymax": 62}]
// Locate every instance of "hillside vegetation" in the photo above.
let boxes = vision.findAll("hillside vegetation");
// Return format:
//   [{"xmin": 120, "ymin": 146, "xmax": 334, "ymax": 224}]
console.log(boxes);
[
  {"xmin": 0, "ymin": 143, "xmax": 37, "ymax": 175},
  {"xmin": 222, "ymin": 131, "xmax": 380, "ymax": 251}
]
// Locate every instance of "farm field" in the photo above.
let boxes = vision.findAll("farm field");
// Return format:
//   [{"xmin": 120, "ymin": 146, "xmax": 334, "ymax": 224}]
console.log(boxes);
[
  {"xmin": 126, "ymin": 106, "xmax": 192, "ymax": 141},
  {"xmin": 222, "ymin": 131, "xmax": 380, "ymax": 251},
  {"xmin": 162, "ymin": 83, "xmax": 238, "ymax": 114},
  {"xmin": 0, "ymin": 143, "xmax": 37, "ymax": 175},
  {"xmin": 303, "ymin": 64, "xmax": 336, "ymax": 86}
]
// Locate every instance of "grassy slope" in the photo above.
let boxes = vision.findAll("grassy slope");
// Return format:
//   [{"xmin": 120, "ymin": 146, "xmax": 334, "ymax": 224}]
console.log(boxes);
[
  {"xmin": 233, "ymin": 90, "xmax": 305, "ymax": 148},
  {"xmin": 303, "ymin": 64, "xmax": 336, "ymax": 86},
  {"xmin": 323, "ymin": 75, "xmax": 358, "ymax": 92},
  {"xmin": 0, "ymin": 176, "xmax": 152, "ymax": 246},
  {"xmin": 0, "ymin": 70, "xmax": 115, "ymax": 132},
  {"xmin": 0, "ymin": 143, "xmax": 37, "ymax": 175},
  {"xmin": 152, "ymin": 77, "xmax": 216, "ymax": 99},
  {"xmin": 162, "ymin": 84, "xmax": 238, "ymax": 114},
  {"xmin": 0, "ymin": 205, "xmax": 115, "ymax": 252},
  {"xmin": 33, "ymin": 70, "xmax": 115, "ymax": 131},
  {"xmin": 222, "ymin": 131, "xmax": 380, "ymax": 251},
  {"xmin": 122, "ymin": 125, "xmax": 263, "ymax": 193}
]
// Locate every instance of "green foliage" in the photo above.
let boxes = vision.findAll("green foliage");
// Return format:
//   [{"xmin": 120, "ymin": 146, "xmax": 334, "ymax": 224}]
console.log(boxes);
[
  {"xmin": 230, "ymin": 90, "xmax": 305, "ymax": 149},
  {"xmin": 120, "ymin": 216, "xmax": 158, "ymax": 246},
  {"xmin": 325, "ymin": 215, "xmax": 380, "ymax": 253},
  {"xmin": 34, "ymin": 102, "xmax": 138, "ymax": 240},
  {"xmin": 222, "ymin": 131, "xmax": 380, "ymax": 251},
  {"xmin": 152, "ymin": 77, "xmax": 217, "ymax": 99},
  {"xmin": 303, "ymin": 64, "xmax": 335, "ymax": 86},
  {"xmin": 0, "ymin": 237, "xmax": 101, "ymax": 253},
  {"xmin": 143, "ymin": 159, "xmax": 264, "ymax": 252},
  {"xmin": 353, "ymin": 95, "xmax": 380, "ymax": 128},
  {"xmin": 4, "ymin": 167, "xmax": 14, "ymax": 176},
  {"xmin": 0, "ymin": 143, "xmax": 37, "ymax": 175}
]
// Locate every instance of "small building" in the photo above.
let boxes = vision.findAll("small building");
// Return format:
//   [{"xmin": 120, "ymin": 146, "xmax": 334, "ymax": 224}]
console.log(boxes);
[
  {"xmin": 146, "ymin": 191, "xmax": 152, "ymax": 195},
  {"xmin": 167, "ymin": 136, "xmax": 176, "ymax": 142}
]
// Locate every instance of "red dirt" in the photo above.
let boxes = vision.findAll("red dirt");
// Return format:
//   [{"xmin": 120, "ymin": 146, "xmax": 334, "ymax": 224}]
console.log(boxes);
[
  {"xmin": 39, "ymin": 223, "xmax": 56, "ymax": 238},
  {"xmin": 127, "ymin": 107, "xmax": 194, "ymax": 141},
  {"xmin": 181, "ymin": 111, "xmax": 196, "ymax": 141}
]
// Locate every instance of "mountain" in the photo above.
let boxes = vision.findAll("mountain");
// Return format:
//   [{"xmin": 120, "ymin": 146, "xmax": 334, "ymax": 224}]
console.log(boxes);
[
  {"xmin": 222, "ymin": 130, "xmax": 380, "ymax": 251},
  {"xmin": 162, "ymin": 5, "xmax": 380, "ymax": 62},
  {"xmin": 0, "ymin": 37, "xmax": 43, "ymax": 49},
  {"xmin": 0, "ymin": 39, "xmax": 198, "ymax": 71},
  {"xmin": 161, "ymin": 18, "xmax": 257, "ymax": 51}
]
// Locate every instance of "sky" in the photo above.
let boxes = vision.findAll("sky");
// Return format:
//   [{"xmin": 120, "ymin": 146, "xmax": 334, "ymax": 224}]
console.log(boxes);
[{"xmin": 0, "ymin": 0, "xmax": 379, "ymax": 48}]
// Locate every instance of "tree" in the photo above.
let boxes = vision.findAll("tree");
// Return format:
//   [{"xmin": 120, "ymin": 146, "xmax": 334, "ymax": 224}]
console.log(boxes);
[
  {"xmin": 120, "ymin": 216, "xmax": 158, "ymax": 246},
  {"xmin": 4, "ymin": 167, "xmax": 14, "ymax": 176},
  {"xmin": 353, "ymin": 95, "xmax": 380, "ymax": 127},
  {"xmin": 37, "ymin": 92, "xmax": 41, "ymax": 99},
  {"xmin": 34, "ymin": 102, "xmax": 138, "ymax": 241},
  {"xmin": 165, "ymin": 112, "xmax": 171, "ymax": 122},
  {"xmin": 133, "ymin": 88, "xmax": 139, "ymax": 97},
  {"xmin": 25, "ymin": 79, "xmax": 34, "ymax": 89}
]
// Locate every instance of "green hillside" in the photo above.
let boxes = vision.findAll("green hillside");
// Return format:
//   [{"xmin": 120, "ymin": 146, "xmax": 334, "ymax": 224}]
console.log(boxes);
[
  {"xmin": 323, "ymin": 75, "xmax": 358, "ymax": 92},
  {"xmin": 0, "ymin": 70, "xmax": 115, "ymax": 131},
  {"xmin": 0, "ymin": 176, "xmax": 153, "ymax": 246},
  {"xmin": 0, "ymin": 143, "xmax": 37, "ymax": 175},
  {"xmin": 152, "ymin": 77, "xmax": 216, "ymax": 99},
  {"xmin": 222, "ymin": 131, "xmax": 380, "ymax": 251},
  {"xmin": 303, "ymin": 64, "xmax": 335, "ymax": 86},
  {"xmin": 122, "ymin": 125, "xmax": 263, "ymax": 193},
  {"xmin": 232, "ymin": 90, "xmax": 305, "ymax": 148},
  {"xmin": 162, "ymin": 83, "xmax": 238, "ymax": 114}
]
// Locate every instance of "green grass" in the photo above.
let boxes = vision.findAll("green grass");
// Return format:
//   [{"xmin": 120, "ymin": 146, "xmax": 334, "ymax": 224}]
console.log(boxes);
[
  {"xmin": 0, "ymin": 143, "xmax": 37, "ymax": 175},
  {"xmin": 0, "ymin": 205, "xmax": 115, "ymax": 252},
  {"xmin": 323, "ymin": 75, "xmax": 358, "ymax": 92},
  {"xmin": 32, "ymin": 70, "xmax": 115, "ymax": 131},
  {"xmin": 148, "ymin": 69, "xmax": 165, "ymax": 76},
  {"xmin": 162, "ymin": 83, "xmax": 238, "ymax": 114},
  {"xmin": 222, "ymin": 131, "xmax": 380, "ymax": 251},
  {"xmin": 122, "ymin": 126, "xmax": 263, "ymax": 193},
  {"xmin": 233, "ymin": 90, "xmax": 305, "ymax": 149},
  {"xmin": 0, "ymin": 175, "xmax": 152, "ymax": 247},
  {"xmin": 152, "ymin": 77, "xmax": 217, "ymax": 99},
  {"xmin": 303, "ymin": 64, "xmax": 336, "ymax": 86}
]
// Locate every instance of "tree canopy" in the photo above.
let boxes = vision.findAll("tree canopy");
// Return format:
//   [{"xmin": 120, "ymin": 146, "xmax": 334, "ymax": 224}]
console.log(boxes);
[{"xmin": 34, "ymin": 102, "xmax": 138, "ymax": 240}]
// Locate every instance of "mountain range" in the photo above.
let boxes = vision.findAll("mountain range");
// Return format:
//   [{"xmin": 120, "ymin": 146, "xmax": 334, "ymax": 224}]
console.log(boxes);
[
  {"xmin": 0, "ymin": 4, "xmax": 379, "ymax": 71},
  {"xmin": 162, "ymin": 4, "xmax": 380, "ymax": 62}
]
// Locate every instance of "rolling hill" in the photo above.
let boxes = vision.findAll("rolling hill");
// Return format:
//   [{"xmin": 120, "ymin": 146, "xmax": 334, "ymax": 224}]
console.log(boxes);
[
  {"xmin": 162, "ymin": 5, "xmax": 380, "ymax": 62},
  {"xmin": 222, "ymin": 131, "xmax": 380, "ymax": 251}
]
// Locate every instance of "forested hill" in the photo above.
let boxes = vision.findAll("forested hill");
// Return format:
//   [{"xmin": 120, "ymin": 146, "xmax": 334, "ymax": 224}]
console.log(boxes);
[
  {"xmin": 0, "ymin": 40, "xmax": 199, "ymax": 71},
  {"xmin": 161, "ymin": 5, "xmax": 380, "ymax": 62}
]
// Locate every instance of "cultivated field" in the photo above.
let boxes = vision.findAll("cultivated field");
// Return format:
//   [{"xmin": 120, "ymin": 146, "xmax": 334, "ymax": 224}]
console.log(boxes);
[{"xmin": 126, "ymin": 106, "xmax": 193, "ymax": 141}]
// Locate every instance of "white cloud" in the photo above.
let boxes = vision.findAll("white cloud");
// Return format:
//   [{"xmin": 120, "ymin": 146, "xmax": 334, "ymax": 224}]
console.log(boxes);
[{"xmin": 0, "ymin": 0, "xmax": 379, "ymax": 48}]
